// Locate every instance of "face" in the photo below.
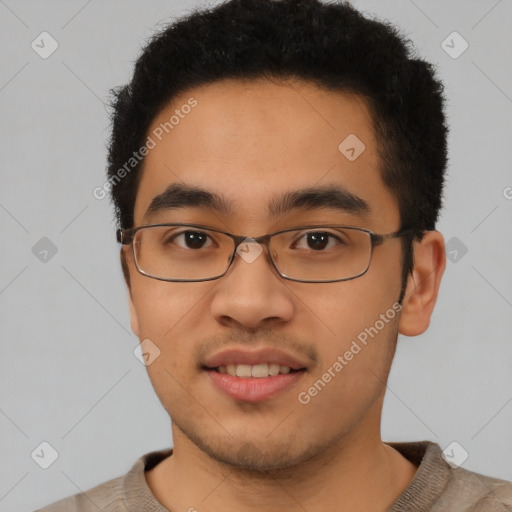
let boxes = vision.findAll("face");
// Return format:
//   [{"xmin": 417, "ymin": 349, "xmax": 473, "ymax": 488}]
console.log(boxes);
[{"xmin": 125, "ymin": 78, "xmax": 406, "ymax": 471}]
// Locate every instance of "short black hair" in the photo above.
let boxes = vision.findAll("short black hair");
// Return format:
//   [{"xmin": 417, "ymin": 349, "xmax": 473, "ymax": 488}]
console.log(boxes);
[{"xmin": 107, "ymin": 0, "xmax": 448, "ymax": 299}]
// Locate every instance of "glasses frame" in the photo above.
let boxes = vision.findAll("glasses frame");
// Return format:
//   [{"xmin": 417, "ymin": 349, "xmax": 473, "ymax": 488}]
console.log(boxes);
[{"xmin": 117, "ymin": 223, "xmax": 415, "ymax": 283}]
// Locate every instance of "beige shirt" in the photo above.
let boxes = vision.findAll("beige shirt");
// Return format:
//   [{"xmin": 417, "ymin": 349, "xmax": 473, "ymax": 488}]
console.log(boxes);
[{"xmin": 35, "ymin": 441, "xmax": 512, "ymax": 511}]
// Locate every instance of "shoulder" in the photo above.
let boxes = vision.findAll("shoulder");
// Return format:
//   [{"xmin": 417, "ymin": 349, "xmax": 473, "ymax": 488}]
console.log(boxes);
[
  {"xmin": 34, "ymin": 474, "xmax": 126, "ymax": 512},
  {"xmin": 440, "ymin": 466, "xmax": 512, "ymax": 511},
  {"xmin": 33, "ymin": 448, "xmax": 172, "ymax": 512},
  {"xmin": 388, "ymin": 441, "xmax": 512, "ymax": 511}
]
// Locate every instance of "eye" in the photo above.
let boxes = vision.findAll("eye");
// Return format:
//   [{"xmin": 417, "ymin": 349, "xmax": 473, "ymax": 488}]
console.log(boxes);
[
  {"xmin": 170, "ymin": 230, "xmax": 213, "ymax": 250},
  {"xmin": 293, "ymin": 231, "xmax": 341, "ymax": 251}
]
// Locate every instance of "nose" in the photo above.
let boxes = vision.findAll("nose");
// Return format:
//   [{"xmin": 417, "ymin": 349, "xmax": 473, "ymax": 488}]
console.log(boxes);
[{"xmin": 210, "ymin": 241, "xmax": 295, "ymax": 330}]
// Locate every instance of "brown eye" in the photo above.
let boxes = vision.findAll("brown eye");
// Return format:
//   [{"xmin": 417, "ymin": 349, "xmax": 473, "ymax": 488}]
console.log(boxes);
[
  {"xmin": 306, "ymin": 233, "xmax": 330, "ymax": 250},
  {"xmin": 171, "ymin": 231, "xmax": 212, "ymax": 249},
  {"xmin": 293, "ymin": 232, "xmax": 340, "ymax": 251}
]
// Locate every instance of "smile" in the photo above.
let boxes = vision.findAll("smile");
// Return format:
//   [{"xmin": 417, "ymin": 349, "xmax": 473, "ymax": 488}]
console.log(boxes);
[{"xmin": 215, "ymin": 363, "xmax": 297, "ymax": 378}]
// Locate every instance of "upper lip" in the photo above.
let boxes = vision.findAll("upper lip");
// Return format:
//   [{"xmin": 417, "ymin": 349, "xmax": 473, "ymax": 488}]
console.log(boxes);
[{"xmin": 202, "ymin": 348, "xmax": 309, "ymax": 370}]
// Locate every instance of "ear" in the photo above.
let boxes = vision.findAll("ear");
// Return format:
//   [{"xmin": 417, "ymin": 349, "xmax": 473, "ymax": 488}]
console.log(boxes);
[
  {"xmin": 398, "ymin": 230, "xmax": 446, "ymax": 336},
  {"xmin": 120, "ymin": 247, "xmax": 140, "ymax": 338},
  {"xmin": 128, "ymin": 291, "xmax": 140, "ymax": 338}
]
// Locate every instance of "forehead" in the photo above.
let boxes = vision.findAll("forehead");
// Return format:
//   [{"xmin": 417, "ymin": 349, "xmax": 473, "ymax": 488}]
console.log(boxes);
[{"xmin": 133, "ymin": 78, "xmax": 399, "ymax": 230}]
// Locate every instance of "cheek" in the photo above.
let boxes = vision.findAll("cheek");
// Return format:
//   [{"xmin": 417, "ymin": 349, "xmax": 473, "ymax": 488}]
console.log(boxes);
[
  {"xmin": 290, "ymin": 267, "xmax": 401, "ymax": 400},
  {"xmin": 130, "ymin": 279, "xmax": 216, "ymax": 380},
  {"xmin": 132, "ymin": 278, "xmax": 211, "ymax": 337},
  {"xmin": 295, "ymin": 303, "xmax": 399, "ymax": 428},
  {"xmin": 131, "ymin": 281, "xmax": 214, "ymax": 408},
  {"xmin": 291, "ymin": 261, "xmax": 402, "ymax": 344}
]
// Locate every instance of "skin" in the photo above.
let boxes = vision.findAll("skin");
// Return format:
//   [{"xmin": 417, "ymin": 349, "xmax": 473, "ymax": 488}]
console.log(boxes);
[{"xmin": 122, "ymin": 77, "xmax": 446, "ymax": 512}]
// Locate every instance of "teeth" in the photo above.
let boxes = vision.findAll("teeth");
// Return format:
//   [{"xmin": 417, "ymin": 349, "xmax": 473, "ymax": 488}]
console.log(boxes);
[
  {"xmin": 251, "ymin": 363, "xmax": 269, "ymax": 378},
  {"xmin": 268, "ymin": 363, "xmax": 280, "ymax": 376},
  {"xmin": 236, "ymin": 364, "xmax": 252, "ymax": 377},
  {"xmin": 216, "ymin": 363, "xmax": 295, "ymax": 378}
]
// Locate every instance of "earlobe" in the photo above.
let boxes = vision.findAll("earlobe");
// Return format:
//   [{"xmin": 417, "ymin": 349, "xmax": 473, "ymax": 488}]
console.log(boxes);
[{"xmin": 398, "ymin": 231, "xmax": 446, "ymax": 337}]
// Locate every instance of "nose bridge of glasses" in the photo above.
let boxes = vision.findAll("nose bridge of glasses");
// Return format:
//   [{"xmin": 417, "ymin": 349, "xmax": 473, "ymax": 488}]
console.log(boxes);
[
  {"xmin": 232, "ymin": 233, "xmax": 272, "ymax": 249},
  {"xmin": 230, "ymin": 233, "xmax": 274, "ymax": 266}
]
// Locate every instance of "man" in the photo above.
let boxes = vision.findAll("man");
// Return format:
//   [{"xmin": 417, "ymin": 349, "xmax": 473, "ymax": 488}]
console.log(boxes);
[{"xmin": 37, "ymin": 0, "xmax": 512, "ymax": 510}]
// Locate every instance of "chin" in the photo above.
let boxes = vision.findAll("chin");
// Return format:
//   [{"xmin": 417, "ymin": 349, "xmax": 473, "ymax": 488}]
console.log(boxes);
[{"xmin": 176, "ymin": 419, "xmax": 336, "ymax": 475}]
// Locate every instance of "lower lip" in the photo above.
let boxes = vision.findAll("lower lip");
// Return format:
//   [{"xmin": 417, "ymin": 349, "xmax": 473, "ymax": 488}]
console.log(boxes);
[{"xmin": 206, "ymin": 369, "xmax": 305, "ymax": 403}]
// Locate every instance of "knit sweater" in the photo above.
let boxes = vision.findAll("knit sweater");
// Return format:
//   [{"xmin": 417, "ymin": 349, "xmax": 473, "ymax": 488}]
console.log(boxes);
[{"xmin": 35, "ymin": 441, "xmax": 512, "ymax": 511}]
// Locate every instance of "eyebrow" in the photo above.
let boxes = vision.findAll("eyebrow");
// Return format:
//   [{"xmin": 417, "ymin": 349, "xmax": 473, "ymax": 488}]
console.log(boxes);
[
  {"xmin": 144, "ymin": 183, "xmax": 232, "ymax": 220},
  {"xmin": 268, "ymin": 185, "xmax": 370, "ymax": 219},
  {"xmin": 144, "ymin": 182, "xmax": 370, "ymax": 221}
]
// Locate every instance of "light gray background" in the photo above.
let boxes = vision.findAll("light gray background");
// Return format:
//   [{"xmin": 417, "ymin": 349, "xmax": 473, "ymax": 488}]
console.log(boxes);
[{"xmin": 1, "ymin": 1, "xmax": 511, "ymax": 510}]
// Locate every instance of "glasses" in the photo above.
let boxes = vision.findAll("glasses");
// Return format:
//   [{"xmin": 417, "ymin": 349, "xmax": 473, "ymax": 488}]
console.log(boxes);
[{"xmin": 117, "ymin": 223, "xmax": 414, "ymax": 283}]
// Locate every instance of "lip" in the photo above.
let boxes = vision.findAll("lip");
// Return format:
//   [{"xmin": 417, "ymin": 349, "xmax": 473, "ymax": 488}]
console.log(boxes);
[
  {"xmin": 202, "ymin": 347, "xmax": 309, "ymax": 403},
  {"xmin": 206, "ymin": 369, "xmax": 306, "ymax": 403},
  {"xmin": 202, "ymin": 348, "xmax": 308, "ymax": 371}
]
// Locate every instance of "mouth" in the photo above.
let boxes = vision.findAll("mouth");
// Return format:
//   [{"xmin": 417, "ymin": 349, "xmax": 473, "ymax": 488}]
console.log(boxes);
[{"xmin": 201, "ymin": 348, "xmax": 308, "ymax": 402}]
